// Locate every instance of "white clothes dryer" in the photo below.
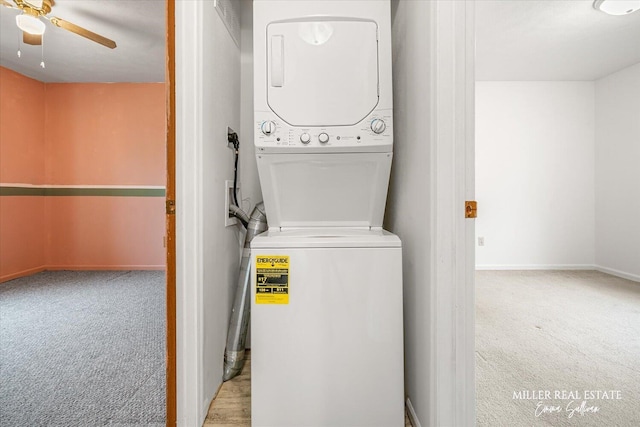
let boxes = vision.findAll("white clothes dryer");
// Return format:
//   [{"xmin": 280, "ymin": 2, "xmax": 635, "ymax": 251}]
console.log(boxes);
[{"xmin": 253, "ymin": 0, "xmax": 394, "ymax": 229}]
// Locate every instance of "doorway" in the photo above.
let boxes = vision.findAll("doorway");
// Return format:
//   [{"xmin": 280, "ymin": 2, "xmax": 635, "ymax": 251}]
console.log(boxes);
[{"xmin": 474, "ymin": 1, "xmax": 640, "ymax": 425}]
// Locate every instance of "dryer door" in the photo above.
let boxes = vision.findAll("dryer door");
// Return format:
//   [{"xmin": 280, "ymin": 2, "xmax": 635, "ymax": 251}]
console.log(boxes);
[{"xmin": 267, "ymin": 19, "xmax": 379, "ymax": 127}]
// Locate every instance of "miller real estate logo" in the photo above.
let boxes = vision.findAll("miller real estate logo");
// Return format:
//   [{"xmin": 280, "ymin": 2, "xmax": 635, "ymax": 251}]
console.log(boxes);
[{"xmin": 513, "ymin": 389, "xmax": 622, "ymax": 419}]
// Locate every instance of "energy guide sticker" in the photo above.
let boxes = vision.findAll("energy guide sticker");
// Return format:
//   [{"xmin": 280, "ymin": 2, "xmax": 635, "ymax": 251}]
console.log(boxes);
[{"xmin": 255, "ymin": 255, "xmax": 289, "ymax": 304}]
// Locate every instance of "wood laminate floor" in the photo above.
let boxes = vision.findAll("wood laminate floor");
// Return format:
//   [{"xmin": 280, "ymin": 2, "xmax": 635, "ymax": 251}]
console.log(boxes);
[{"xmin": 204, "ymin": 351, "xmax": 412, "ymax": 426}]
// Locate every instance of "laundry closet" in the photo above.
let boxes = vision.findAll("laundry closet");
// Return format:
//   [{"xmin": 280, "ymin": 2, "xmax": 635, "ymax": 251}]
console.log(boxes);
[{"xmin": 176, "ymin": 1, "xmax": 475, "ymax": 426}]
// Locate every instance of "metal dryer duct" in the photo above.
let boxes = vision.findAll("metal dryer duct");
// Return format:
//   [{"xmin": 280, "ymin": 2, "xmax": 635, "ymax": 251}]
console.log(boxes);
[{"xmin": 223, "ymin": 202, "xmax": 268, "ymax": 381}]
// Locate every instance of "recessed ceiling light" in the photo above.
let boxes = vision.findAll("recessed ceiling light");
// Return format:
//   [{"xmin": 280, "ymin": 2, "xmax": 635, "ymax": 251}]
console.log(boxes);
[{"xmin": 593, "ymin": 0, "xmax": 640, "ymax": 15}]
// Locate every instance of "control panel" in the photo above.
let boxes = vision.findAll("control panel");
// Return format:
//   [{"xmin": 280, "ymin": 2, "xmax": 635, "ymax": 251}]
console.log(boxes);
[{"xmin": 254, "ymin": 109, "xmax": 393, "ymax": 153}]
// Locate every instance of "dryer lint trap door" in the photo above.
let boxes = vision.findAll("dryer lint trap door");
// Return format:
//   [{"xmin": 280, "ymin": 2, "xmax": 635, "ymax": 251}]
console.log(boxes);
[{"xmin": 267, "ymin": 19, "xmax": 379, "ymax": 127}]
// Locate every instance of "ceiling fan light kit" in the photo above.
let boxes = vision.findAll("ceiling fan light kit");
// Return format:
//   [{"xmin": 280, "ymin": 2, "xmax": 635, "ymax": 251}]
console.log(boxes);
[
  {"xmin": 593, "ymin": 0, "xmax": 640, "ymax": 15},
  {"xmin": 2, "ymin": 0, "xmax": 117, "ymax": 51},
  {"xmin": 16, "ymin": 13, "xmax": 45, "ymax": 35}
]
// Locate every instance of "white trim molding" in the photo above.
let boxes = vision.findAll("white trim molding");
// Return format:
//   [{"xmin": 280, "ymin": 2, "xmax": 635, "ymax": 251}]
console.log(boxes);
[
  {"xmin": 476, "ymin": 265, "xmax": 640, "ymax": 283},
  {"xmin": 476, "ymin": 264, "xmax": 595, "ymax": 271},
  {"xmin": 430, "ymin": 1, "xmax": 475, "ymax": 426},
  {"xmin": 175, "ymin": 0, "xmax": 206, "ymax": 425},
  {"xmin": 595, "ymin": 266, "xmax": 640, "ymax": 283},
  {"xmin": 406, "ymin": 398, "xmax": 422, "ymax": 427}
]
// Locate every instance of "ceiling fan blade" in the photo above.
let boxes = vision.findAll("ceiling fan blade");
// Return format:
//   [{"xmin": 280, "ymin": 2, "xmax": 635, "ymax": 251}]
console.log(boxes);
[
  {"xmin": 23, "ymin": 31, "xmax": 42, "ymax": 45},
  {"xmin": 49, "ymin": 16, "xmax": 116, "ymax": 49},
  {"xmin": 1, "ymin": 0, "xmax": 17, "ymax": 9}
]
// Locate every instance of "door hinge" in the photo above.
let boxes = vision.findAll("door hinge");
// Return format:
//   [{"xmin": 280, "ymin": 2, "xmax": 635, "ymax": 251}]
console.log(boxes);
[
  {"xmin": 166, "ymin": 199, "xmax": 176, "ymax": 215},
  {"xmin": 465, "ymin": 201, "xmax": 477, "ymax": 219}
]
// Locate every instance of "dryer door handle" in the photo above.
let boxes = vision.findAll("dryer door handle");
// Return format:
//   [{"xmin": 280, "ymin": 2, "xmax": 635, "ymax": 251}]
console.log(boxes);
[{"xmin": 271, "ymin": 35, "xmax": 284, "ymax": 87}]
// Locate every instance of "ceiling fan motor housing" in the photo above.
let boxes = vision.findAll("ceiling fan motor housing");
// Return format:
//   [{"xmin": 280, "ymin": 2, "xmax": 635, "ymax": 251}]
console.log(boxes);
[{"xmin": 16, "ymin": 0, "xmax": 53, "ymax": 15}]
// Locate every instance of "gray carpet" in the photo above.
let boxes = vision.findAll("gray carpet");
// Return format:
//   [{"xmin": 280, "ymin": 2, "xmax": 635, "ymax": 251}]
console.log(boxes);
[
  {"xmin": 0, "ymin": 270, "xmax": 166, "ymax": 427},
  {"xmin": 476, "ymin": 270, "xmax": 640, "ymax": 427}
]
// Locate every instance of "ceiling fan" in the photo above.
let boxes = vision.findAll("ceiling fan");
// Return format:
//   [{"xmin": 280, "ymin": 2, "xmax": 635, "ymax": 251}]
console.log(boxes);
[{"xmin": 0, "ymin": 0, "xmax": 116, "ymax": 49}]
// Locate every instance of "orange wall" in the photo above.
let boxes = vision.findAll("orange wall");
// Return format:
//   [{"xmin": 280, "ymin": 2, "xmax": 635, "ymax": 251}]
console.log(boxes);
[
  {"xmin": 0, "ymin": 68, "xmax": 46, "ymax": 184},
  {"xmin": 43, "ymin": 83, "xmax": 166, "ymax": 271},
  {"xmin": 0, "ymin": 68, "xmax": 46, "ymax": 280},
  {"xmin": 46, "ymin": 197, "xmax": 165, "ymax": 269},
  {"xmin": 0, "ymin": 68, "xmax": 166, "ymax": 281},
  {"xmin": 44, "ymin": 84, "xmax": 165, "ymax": 185}
]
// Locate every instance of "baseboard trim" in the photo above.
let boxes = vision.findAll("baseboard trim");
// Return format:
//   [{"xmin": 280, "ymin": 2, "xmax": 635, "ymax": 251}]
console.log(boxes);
[
  {"xmin": 1, "ymin": 265, "xmax": 166, "ymax": 283},
  {"xmin": 46, "ymin": 265, "xmax": 166, "ymax": 271},
  {"xmin": 0, "ymin": 266, "xmax": 46, "ymax": 283},
  {"xmin": 406, "ymin": 397, "xmax": 421, "ymax": 427},
  {"xmin": 476, "ymin": 264, "xmax": 595, "ymax": 271},
  {"xmin": 475, "ymin": 264, "xmax": 639, "ymax": 283},
  {"xmin": 595, "ymin": 265, "xmax": 640, "ymax": 283}
]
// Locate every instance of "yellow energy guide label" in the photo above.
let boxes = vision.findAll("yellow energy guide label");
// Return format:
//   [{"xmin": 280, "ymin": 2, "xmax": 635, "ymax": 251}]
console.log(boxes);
[{"xmin": 255, "ymin": 255, "xmax": 289, "ymax": 304}]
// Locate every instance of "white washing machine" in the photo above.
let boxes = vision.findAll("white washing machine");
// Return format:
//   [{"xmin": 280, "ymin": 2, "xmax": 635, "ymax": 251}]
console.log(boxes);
[
  {"xmin": 251, "ymin": 229, "xmax": 403, "ymax": 426},
  {"xmin": 251, "ymin": 2, "xmax": 403, "ymax": 426}
]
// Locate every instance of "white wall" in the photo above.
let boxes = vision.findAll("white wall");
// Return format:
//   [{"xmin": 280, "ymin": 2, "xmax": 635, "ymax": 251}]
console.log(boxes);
[
  {"xmin": 475, "ymin": 82, "xmax": 595, "ymax": 269},
  {"xmin": 595, "ymin": 62, "xmax": 640, "ymax": 281},
  {"xmin": 388, "ymin": 2, "xmax": 475, "ymax": 426},
  {"xmin": 240, "ymin": 0, "xmax": 263, "ymax": 211},
  {"xmin": 387, "ymin": 1, "xmax": 433, "ymax": 424},
  {"xmin": 238, "ymin": 0, "xmax": 263, "ymax": 349},
  {"xmin": 201, "ymin": 1, "xmax": 243, "ymax": 416}
]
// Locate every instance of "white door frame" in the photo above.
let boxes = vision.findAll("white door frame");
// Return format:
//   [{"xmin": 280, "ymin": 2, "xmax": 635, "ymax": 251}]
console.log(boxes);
[
  {"xmin": 175, "ymin": 0, "xmax": 206, "ymax": 425},
  {"xmin": 427, "ymin": 1, "xmax": 476, "ymax": 426}
]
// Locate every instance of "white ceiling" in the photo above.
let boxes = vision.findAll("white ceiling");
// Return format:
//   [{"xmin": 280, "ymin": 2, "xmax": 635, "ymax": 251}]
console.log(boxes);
[
  {"xmin": 476, "ymin": 0, "xmax": 640, "ymax": 81},
  {"xmin": 0, "ymin": 0, "xmax": 165, "ymax": 83},
  {"xmin": 3, "ymin": 1, "xmax": 638, "ymax": 83}
]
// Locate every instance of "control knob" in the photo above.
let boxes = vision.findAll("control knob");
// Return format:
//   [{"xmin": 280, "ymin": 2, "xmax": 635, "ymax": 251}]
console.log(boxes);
[
  {"xmin": 318, "ymin": 132, "xmax": 329, "ymax": 144},
  {"xmin": 300, "ymin": 133, "xmax": 311, "ymax": 144},
  {"xmin": 261, "ymin": 121, "xmax": 276, "ymax": 136},
  {"xmin": 370, "ymin": 118, "xmax": 386, "ymax": 134}
]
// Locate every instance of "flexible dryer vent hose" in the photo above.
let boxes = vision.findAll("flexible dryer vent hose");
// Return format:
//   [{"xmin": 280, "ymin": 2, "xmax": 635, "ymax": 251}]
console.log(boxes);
[
  {"xmin": 223, "ymin": 202, "xmax": 268, "ymax": 381},
  {"xmin": 229, "ymin": 203, "xmax": 250, "ymax": 227}
]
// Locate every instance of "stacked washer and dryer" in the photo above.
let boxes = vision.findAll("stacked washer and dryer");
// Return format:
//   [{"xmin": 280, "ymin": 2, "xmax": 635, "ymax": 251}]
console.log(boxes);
[{"xmin": 250, "ymin": 1, "xmax": 404, "ymax": 426}]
